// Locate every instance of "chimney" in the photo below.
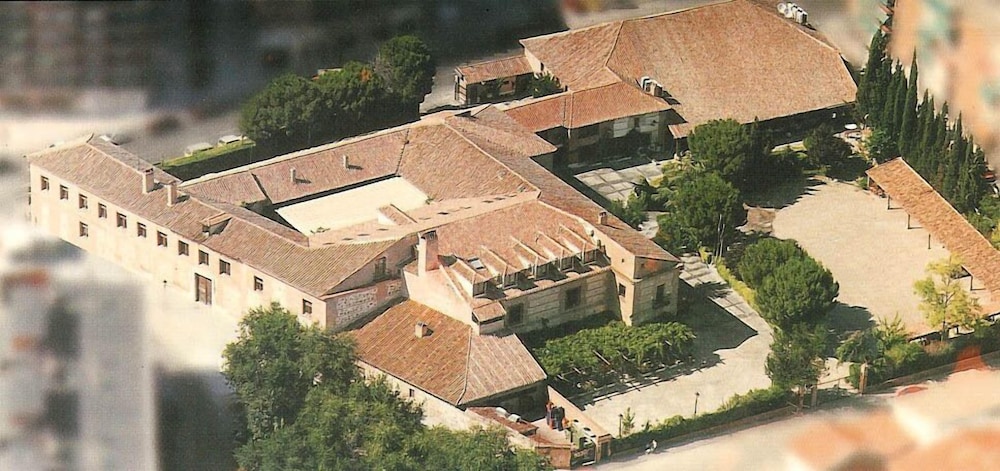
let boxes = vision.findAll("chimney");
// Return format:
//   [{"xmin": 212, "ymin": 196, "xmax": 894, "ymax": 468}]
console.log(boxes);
[
  {"xmin": 342, "ymin": 155, "xmax": 350, "ymax": 169},
  {"xmin": 597, "ymin": 211, "xmax": 608, "ymax": 225},
  {"xmin": 417, "ymin": 230, "xmax": 440, "ymax": 276},
  {"xmin": 142, "ymin": 168, "xmax": 155, "ymax": 194},
  {"xmin": 290, "ymin": 167, "xmax": 297, "ymax": 184},
  {"xmin": 415, "ymin": 322, "xmax": 430, "ymax": 338},
  {"xmin": 166, "ymin": 181, "xmax": 178, "ymax": 206}
]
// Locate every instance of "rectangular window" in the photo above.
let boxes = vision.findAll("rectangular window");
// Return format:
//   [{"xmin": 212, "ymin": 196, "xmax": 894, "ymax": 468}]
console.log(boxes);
[
  {"xmin": 157, "ymin": 232, "xmax": 168, "ymax": 247},
  {"xmin": 178, "ymin": 240, "xmax": 189, "ymax": 256},
  {"xmin": 198, "ymin": 250, "xmax": 209, "ymax": 265},
  {"xmin": 116, "ymin": 213, "xmax": 127, "ymax": 228},
  {"xmin": 507, "ymin": 304, "xmax": 524, "ymax": 325},
  {"xmin": 373, "ymin": 256, "xmax": 387, "ymax": 281},
  {"xmin": 41, "ymin": 176, "xmax": 50, "ymax": 191},
  {"xmin": 59, "ymin": 185, "xmax": 69, "ymax": 200},
  {"xmin": 618, "ymin": 283, "xmax": 626, "ymax": 297},
  {"xmin": 408, "ymin": 388, "xmax": 415, "ymax": 398},
  {"xmin": 98, "ymin": 203, "xmax": 107, "ymax": 219},
  {"xmin": 79, "ymin": 222, "xmax": 88, "ymax": 238},
  {"xmin": 137, "ymin": 223, "xmax": 147, "ymax": 238},
  {"xmin": 78, "ymin": 194, "xmax": 88, "ymax": 209},
  {"xmin": 565, "ymin": 286, "xmax": 582, "ymax": 309},
  {"xmin": 219, "ymin": 260, "xmax": 231, "ymax": 275},
  {"xmin": 302, "ymin": 300, "xmax": 313, "ymax": 316},
  {"xmin": 253, "ymin": 276, "xmax": 264, "ymax": 291},
  {"xmin": 655, "ymin": 284, "xmax": 667, "ymax": 306}
]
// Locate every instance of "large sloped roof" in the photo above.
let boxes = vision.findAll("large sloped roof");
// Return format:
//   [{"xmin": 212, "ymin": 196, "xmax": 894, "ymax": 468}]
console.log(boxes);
[
  {"xmin": 517, "ymin": 0, "xmax": 856, "ymax": 135},
  {"xmin": 502, "ymin": 81, "xmax": 672, "ymax": 132},
  {"xmin": 456, "ymin": 55, "xmax": 534, "ymax": 84},
  {"xmin": 352, "ymin": 300, "xmax": 546, "ymax": 406},
  {"xmin": 867, "ymin": 158, "xmax": 1000, "ymax": 307}
]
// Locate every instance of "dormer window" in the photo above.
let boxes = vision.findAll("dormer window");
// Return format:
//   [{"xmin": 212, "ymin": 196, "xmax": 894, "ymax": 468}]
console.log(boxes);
[
  {"xmin": 472, "ymin": 281, "xmax": 487, "ymax": 296},
  {"xmin": 502, "ymin": 272, "xmax": 518, "ymax": 288},
  {"xmin": 558, "ymin": 256, "xmax": 574, "ymax": 271}
]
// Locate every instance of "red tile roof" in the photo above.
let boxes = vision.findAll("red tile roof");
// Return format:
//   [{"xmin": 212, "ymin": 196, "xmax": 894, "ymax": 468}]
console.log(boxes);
[
  {"xmin": 517, "ymin": 0, "xmax": 856, "ymax": 137},
  {"xmin": 457, "ymin": 55, "xmax": 534, "ymax": 84},
  {"xmin": 503, "ymin": 82, "xmax": 671, "ymax": 132},
  {"xmin": 352, "ymin": 301, "xmax": 546, "ymax": 406},
  {"xmin": 867, "ymin": 158, "xmax": 1000, "ymax": 306}
]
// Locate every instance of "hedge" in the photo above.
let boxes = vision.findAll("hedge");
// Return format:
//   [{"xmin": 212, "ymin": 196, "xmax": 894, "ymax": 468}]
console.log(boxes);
[{"xmin": 613, "ymin": 386, "xmax": 793, "ymax": 452}]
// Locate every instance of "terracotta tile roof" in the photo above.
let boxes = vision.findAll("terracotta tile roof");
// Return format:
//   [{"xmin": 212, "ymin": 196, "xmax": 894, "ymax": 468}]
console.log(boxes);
[
  {"xmin": 503, "ymin": 82, "xmax": 671, "ymax": 132},
  {"xmin": 351, "ymin": 301, "xmax": 546, "ymax": 406},
  {"xmin": 457, "ymin": 55, "xmax": 534, "ymax": 84},
  {"xmin": 453, "ymin": 108, "xmax": 677, "ymax": 261},
  {"xmin": 518, "ymin": 0, "xmax": 856, "ymax": 137},
  {"xmin": 183, "ymin": 128, "xmax": 410, "ymax": 205},
  {"xmin": 27, "ymin": 137, "xmax": 398, "ymax": 298},
  {"xmin": 183, "ymin": 172, "xmax": 267, "ymax": 206},
  {"xmin": 867, "ymin": 158, "xmax": 1000, "ymax": 304}
]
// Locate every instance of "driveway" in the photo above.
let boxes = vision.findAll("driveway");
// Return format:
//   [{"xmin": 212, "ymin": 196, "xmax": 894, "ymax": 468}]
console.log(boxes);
[{"xmin": 578, "ymin": 255, "xmax": 773, "ymax": 436}]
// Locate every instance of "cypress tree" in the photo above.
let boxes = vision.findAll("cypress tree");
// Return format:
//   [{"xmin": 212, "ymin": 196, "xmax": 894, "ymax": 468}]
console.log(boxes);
[
  {"xmin": 942, "ymin": 115, "xmax": 964, "ymax": 204},
  {"xmin": 899, "ymin": 54, "xmax": 920, "ymax": 156},
  {"xmin": 859, "ymin": 29, "xmax": 888, "ymax": 121},
  {"xmin": 892, "ymin": 62, "xmax": 908, "ymax": 140},
  {"xmin": 880, "ymin": 63, "xmax": 900, "ymax": 133},
  {"xmin": 915, "ymin": 93, "xmax": 936, "ymax": 176}
]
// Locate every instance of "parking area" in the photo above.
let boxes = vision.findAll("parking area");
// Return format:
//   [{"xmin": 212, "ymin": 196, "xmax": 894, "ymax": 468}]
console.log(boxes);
[{"xmin": 771, "ymin": 180, "xmax": 965, "ymax": 336}]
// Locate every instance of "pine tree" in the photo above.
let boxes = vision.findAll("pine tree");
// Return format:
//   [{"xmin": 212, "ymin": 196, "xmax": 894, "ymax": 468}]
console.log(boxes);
[{"xmin": 899, "ymin": 54, "xmax": 920, "ymax": 157}]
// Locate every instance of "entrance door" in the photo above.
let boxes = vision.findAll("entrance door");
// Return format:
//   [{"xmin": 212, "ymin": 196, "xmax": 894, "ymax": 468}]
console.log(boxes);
[{"xmin": 195, "ymin": 274, "xmax": 213, "ymax": 305}]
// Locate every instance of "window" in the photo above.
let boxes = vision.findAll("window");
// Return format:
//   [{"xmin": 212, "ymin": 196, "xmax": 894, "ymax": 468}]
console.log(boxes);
[
  {"xmin": 408, "ymin": 388, "xmax": 415, "ymax": 398},
  {"xmin": 79, "ymin": 222, "xmax": 88, "ymax": 238},
  {"xmin": 157, "ymin": 232, "xmax": 168, "ymax": 247},
  {"xmin": 178, "ymin": 240, "xmax": 189, "ymax": 256},
  {"xmin": 302, "ymin": 300, "xmax": 313, "ymax": 316},
  {"xmin": 565, "ymin": 286, "xmax": 582, "ymax": 309},
  {"xmin": 655, "ymin": 284, "xmax": 667, "ymax": 306},
  {"xmin": 59, "ymin": 185, "xmax": 68, "ymax": 200},
  {"xmin": 116, "ymin": 213, "xmax": 127, "ymax": 228},
  {"xmin": 98, "ymin": 203, "xmax": 107, "ymax": 219},
  {"xmin": 78, "ymin": 194, "xmax": 88, "ymax": 209},
  {"xmin": 618, "ymin": 283, "xmax": 627, "ymax": 297},
  {"xmin": 219, "ymin": 259, "xmax": 231, "ymax": 275},
  {"xmin": 198, "ymin": 250, "xmax": 209, "ymax": 265},
  {"xmin": 373, "ymin": 256, "xmax": 387, "ymax": 281},
  {"xmin": 41, "ymin": 176, "xmax": 50, "ymax": 191},
  {"xmin": 137, "ymin": 223, "xmax": 147, "ymax": 238},
  {"xmin": 507, "ymin": 304, "xmax": 524, "ymax": 325},
  {"xmin": 502, "ymin": 272, "xmax": 518, "ymax": 288},
  {"xmin": 253, "ymin": 276, "xmax": 264, "ymax": 291}
]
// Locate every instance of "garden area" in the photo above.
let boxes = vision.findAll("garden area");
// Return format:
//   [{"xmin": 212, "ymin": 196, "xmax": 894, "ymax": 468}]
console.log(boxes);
[
  {"xmin": 522, "ymin": 314, "xmax": 696, "ymax": 397},
  {"xmin": 157, "ymin": 139, "xmax": 257, "ymax": 181}
]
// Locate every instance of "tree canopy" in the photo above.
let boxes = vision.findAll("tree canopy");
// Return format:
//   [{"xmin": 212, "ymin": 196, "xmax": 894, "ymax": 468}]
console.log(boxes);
[
  {"xmin": 736, "ymin": 237, "xmax": 805, "ymax": 289},
  {"xmin": 687, "ymin": 119, "xmax": 772, "ymax": 192},
  {"xmin": 656, "ymin": 172, "xmax": 746, "ymax": 253},
  {"xmin": 315, "ymin": 61, "xmax": 409, "ymax": 140},
  {"xmin": 239, "ymin": 74, "xmax": 321, "ymax": 148},
  {"xmin": 375, "ymin": 35, "xmax": 436, "ymax": 111},
  {"xmin": 529, "ymin": 73, "xmax": 563, "ymax": 98},
  {"xmin": 766, "ymin": 323, "xmax": 828, "ymax": 391},
  {"xmin": 914, "ymin": 256, "xmax": 983, "ymax": 338},
  {"xmin": 755, "ymin": 256, "xmax": 839, "ymax": 329},
  {"xmin": 804, "ymin": 124, "xmax": 852, "ymax": 169},
  {"xmin": 222, "ymin": 303, "xmax": 552, "ymax": 471}
]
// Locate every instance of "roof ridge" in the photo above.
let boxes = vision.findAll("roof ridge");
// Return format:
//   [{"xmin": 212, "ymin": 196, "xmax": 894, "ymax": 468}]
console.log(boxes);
[
  {"xmin": 440, "ymin": 119, "xmax": 539, "ymax": 194},
  {"xmin": 456, "ymin": 327, "xmax": 475, "ymax": 405},
  {"xmin": 520, "ymin": 18, "xmax": 625, "ymax": 46},
  {"xmin": 457, "ymin": 52, "xmax": 527, "ymax": 68},
  {"xmin": 24, "ymin": 134, "xmax": 93, "ymax": 158}
]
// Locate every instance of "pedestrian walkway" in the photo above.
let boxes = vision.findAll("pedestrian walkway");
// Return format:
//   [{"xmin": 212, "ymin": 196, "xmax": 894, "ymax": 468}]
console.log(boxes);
[{"xmin": 579, "ymin": 254, "xmax": 773, "ymax": 436}]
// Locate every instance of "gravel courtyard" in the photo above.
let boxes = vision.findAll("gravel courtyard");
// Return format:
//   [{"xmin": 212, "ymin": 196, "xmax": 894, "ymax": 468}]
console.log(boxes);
[{"xmin": 771, "ymin": 179, "xmax": 958, "ymax": 336}]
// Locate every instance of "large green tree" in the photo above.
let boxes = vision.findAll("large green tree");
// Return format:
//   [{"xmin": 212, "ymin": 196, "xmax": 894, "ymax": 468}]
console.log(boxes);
[
  {"xmin": 755, "ymin": 256, "xmax": 839, "ymax": 329},
  {"xmin": 766, "ymin": 323, "xmax": 828, "ymax": 392},
  {"xmin": 239, "ymin": 74, "xmax": 322, "ymax": 148},
  {"xmin": 374, "ymin": 35, "xmax": 436, "ymax": 114},
  {"xmin": 736, "ymin": 237, "xmax": 805, "ymax": 289},
  {"xmin": 315, "ymin": 61, "xmax": 410, "ymax": 141},
  {"xmin": 656, "ymin": 172, "xmax": 746, "ymax": 253},
  {"xmin": 687, "ymin": 119, "xmax": 770, "ymax": 191},
  {"xmin": 899, "ymin": 55, "xmax": 920, "ymax": 156},
  {"xmin": 412, "ymin": 427, "xmax": 553, "ymax": 471},
  {"xmin": 803, "ymin": 124, "xmax": 852, "ymax": 169}
]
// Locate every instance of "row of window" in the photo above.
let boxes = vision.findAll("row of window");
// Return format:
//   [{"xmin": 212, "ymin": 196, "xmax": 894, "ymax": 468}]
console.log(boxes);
[{"xmin": 49, "ymin": 175, "xmax": 314, "ymax": 318}]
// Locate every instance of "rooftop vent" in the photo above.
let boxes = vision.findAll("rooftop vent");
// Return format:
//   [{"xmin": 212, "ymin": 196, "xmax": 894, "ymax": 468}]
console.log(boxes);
[
  {"xmin": 290, "ymin": 167, "xmax": 297, "ymax": 184},
  {"xmin": 469, "ymin": 258, "xmax": 486, "ymax": 270}
]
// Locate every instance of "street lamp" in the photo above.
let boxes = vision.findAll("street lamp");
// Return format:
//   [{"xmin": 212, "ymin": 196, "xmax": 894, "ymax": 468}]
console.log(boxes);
[
  {"xmin": 694, "ymin": 392, "xmax": 700, "ymax": 416},
  {"xmin": 618, "ymin": 413, "xmax": 623, "ymax": 437}
]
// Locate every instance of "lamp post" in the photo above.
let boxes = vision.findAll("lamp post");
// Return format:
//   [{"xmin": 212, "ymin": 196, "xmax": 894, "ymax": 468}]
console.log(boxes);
[
  {"xmin": 618, "ymin": 413, "xmax": 623, "ymax": 437},
  {"xmin": 694, "ymin": 392, "xmax": 700, "ymax": 416}
]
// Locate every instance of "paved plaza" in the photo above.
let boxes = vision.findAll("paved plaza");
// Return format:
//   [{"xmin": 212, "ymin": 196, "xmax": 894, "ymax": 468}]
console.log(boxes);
[
  {"xmin": 579, "ymin": 255, "xmax": 773, "ymax": 436},
  {"xmin": 771, "ymin": 180, "xmax": 966, "ymax": 336}
]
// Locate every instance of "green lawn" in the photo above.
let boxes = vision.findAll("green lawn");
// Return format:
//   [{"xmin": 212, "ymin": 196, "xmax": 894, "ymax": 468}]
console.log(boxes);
[{"xmin": 158, "ymin": 140, "xmax": 256, "ymax": 180}]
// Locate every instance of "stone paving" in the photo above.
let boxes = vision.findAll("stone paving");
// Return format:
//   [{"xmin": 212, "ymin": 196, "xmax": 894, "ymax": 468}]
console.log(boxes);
[
  {"xmin": 579, "ymin": 254, "xmax": 773, "ymax": 436},
  {"xmin": 575, "ymin": 161, "xmax": 665, "ymax": 202}
]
